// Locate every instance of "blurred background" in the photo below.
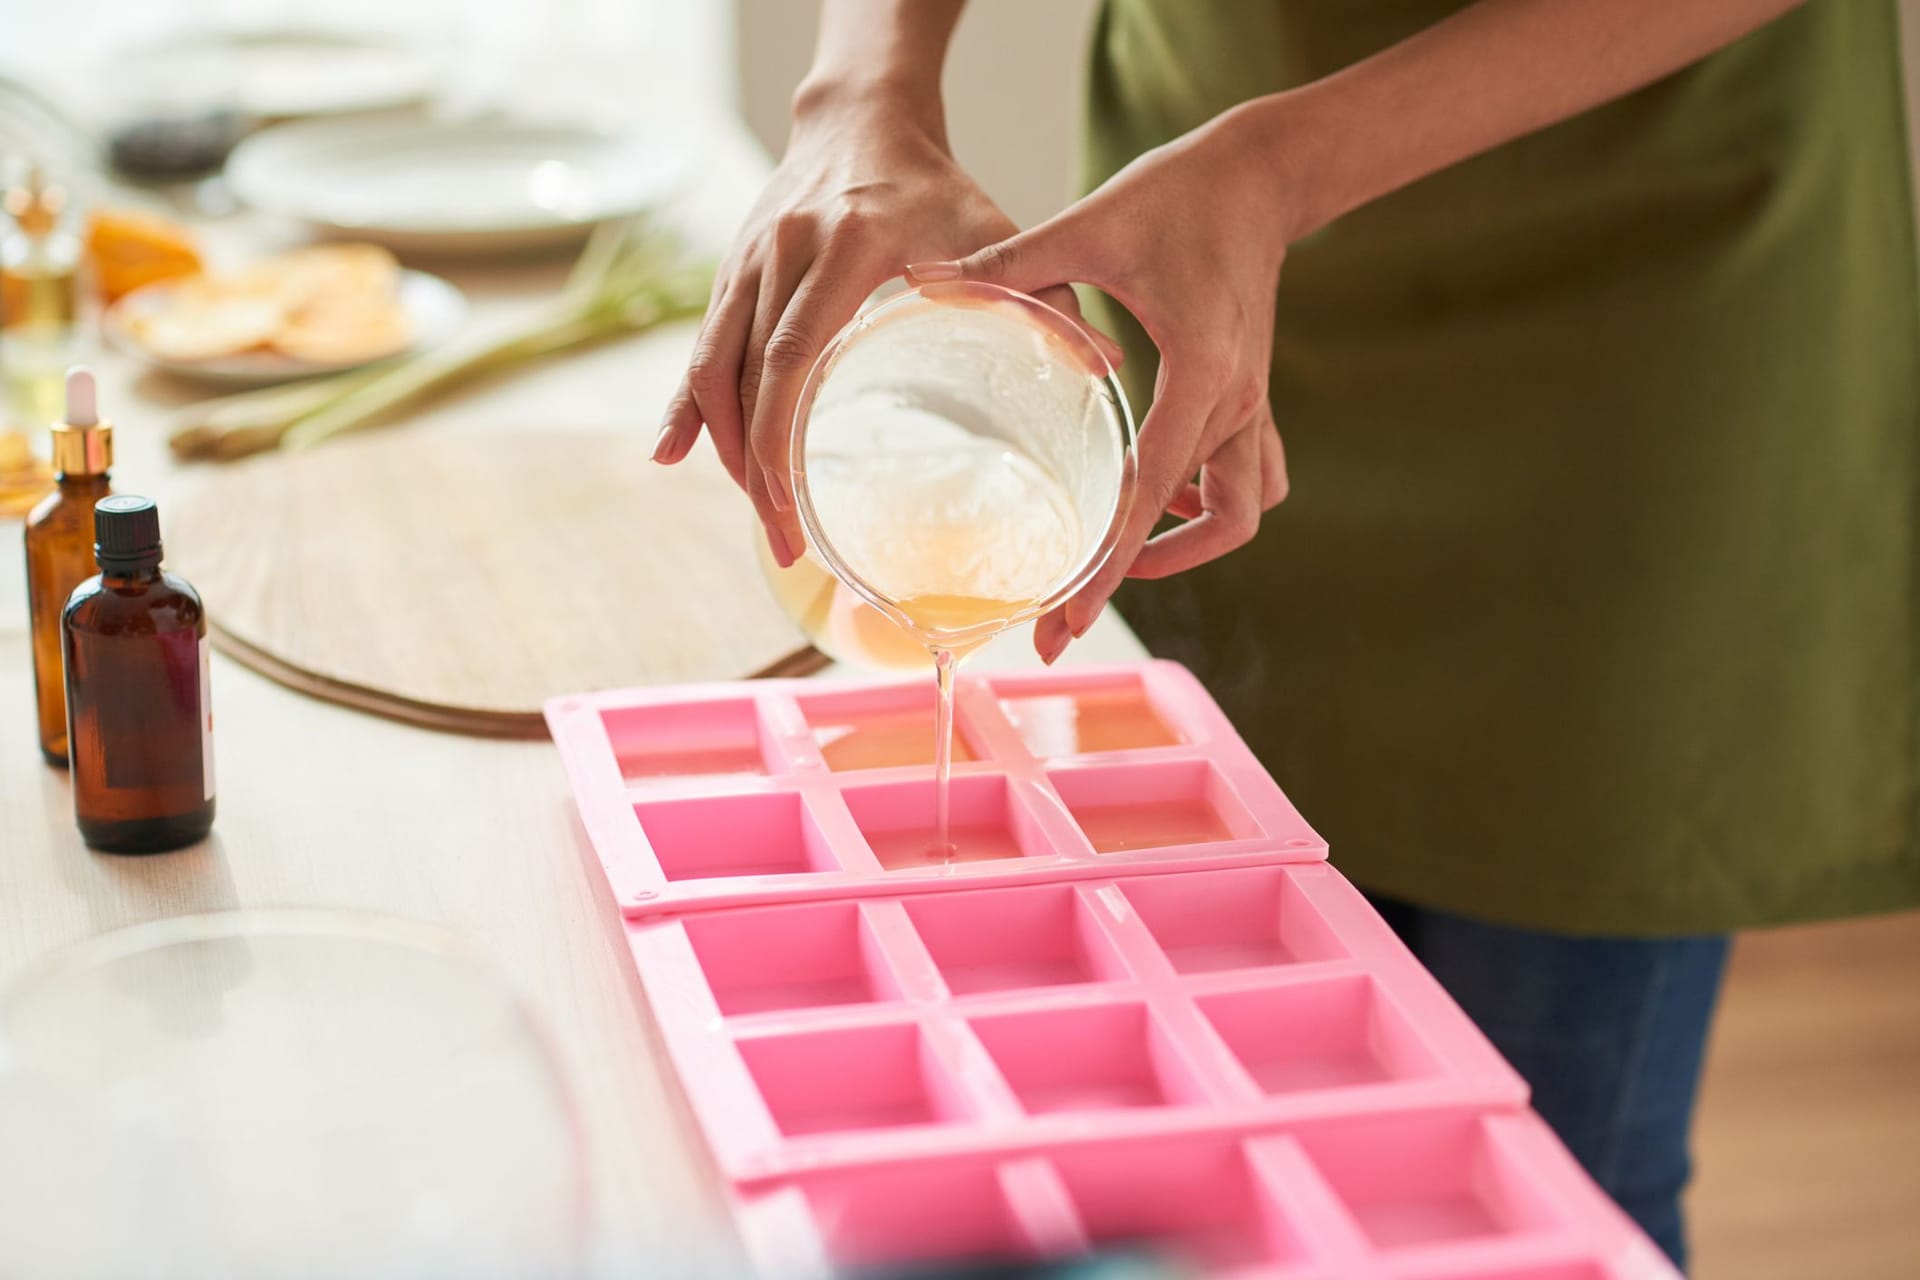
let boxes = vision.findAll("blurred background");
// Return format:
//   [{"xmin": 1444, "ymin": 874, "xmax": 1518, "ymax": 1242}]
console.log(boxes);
[{"xmin": 1, "ymin": 2, "xmax": 1916, "ymax": 1278}]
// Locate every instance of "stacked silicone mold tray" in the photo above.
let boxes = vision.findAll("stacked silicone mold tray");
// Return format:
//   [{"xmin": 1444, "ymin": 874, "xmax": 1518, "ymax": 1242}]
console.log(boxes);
[
  {"xmin": 733, "ymin": 1107, "xmax": 1677, "ymax": 1280},
  {"xmin": 547, "ymin": 664, "xmax": 1681, "ymax": 1280},
  {"xmin": 546, "ymin": 661, "xmax": 1330, "ymax": 916}
]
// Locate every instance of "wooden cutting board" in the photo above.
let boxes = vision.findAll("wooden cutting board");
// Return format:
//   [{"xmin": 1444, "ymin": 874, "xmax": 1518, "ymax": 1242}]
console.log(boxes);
[{"xmin": 167, "ymin": 429, "xmax": 824, "ymax": 738}]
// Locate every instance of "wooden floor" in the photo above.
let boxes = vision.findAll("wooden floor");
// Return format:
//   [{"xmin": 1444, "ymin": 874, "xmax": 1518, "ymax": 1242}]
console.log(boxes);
[{"xmin": 1689, "ymin": 910, "xmax": 1920, "ymax": 1279}]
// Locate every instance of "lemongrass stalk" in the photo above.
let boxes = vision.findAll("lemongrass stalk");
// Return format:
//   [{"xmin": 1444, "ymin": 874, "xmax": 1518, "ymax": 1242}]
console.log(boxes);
[
  {"xmin": 282, "ymin": 286, "xmax": 708, "ymax": 451},
  {"xmin": 279, "ymin": 314, "xmax": 615, "ymax": 451},
  {"xmin": 166, "ymin": 222, "xmax": 710, "ymax": 462},
  {"xmin": 168, "ymin": 366, "xmax": 387, "ymax": 458}
]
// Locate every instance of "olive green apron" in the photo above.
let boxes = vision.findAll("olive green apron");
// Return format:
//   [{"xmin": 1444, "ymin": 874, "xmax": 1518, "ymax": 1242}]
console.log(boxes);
[{"xmin": 1085, "ymin": 0, "xmax": 1920, "ymax": 934}]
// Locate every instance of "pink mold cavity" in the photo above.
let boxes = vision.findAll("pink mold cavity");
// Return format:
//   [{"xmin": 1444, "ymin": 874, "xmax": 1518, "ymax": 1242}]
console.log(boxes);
[
  {"xmin": 1121, "ymin": 866, "xmax": 1347, "ymax": 974},
  {"xmin": 798, "ymin": 684, "xmax": 981, "ymax": 772},
  {"xmin": 1198, "ymin": 975, "xmax": 1440, "ymax": 1096},
  {"xmin": 1297, "ymin": 1112, "xmax": 1561, "ymax": 1253},
  {"xmin": 999, "ymin": 676, "xmax": 1186, "ymax": 758},
  {"xmin": 738, "ymin": 1022, "xmax": 971, "ymax": 1138},
  {"xmin": 844, "ymin": 773, "xmax": 1053, "ymax": 870},
  {"xmin": 1049, "ymin": 758, "xmax": 1261, "ymax": 854},
  {"xmin": 634, "ymin": 791, "xmax": 837, "ymax": 881},
  {"xmin": 683, "ymin": 901, "xmax": 900, "ymax": 1016},
  {"xmin": 603, "ymin": 699, "xmax": 772, "ymax": 779},
  {"xmin": 797, "ymin": 1163, "xmax": 1037, "ymax": 1269},
  {"xmin": 1052, "ymin": 1139, "xmax": 1311, "ymax": 1271},
  {"xmin": 902, "ymin": 884, "xmax": 1129, "ymax": 994},
  {"xmin": 970, "ymin": 1003, "xmax": 1213, "ymax": 1116}
]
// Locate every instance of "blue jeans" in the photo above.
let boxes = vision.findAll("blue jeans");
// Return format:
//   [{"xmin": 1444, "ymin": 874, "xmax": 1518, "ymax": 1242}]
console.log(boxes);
[{"xmin": 1369, "ymin": 895, "xmax": 1730, "ymax": 1274}]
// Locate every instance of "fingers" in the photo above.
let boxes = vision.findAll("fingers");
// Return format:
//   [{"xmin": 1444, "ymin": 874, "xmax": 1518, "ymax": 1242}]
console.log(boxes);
[
  {"xmin": 657, "ymin": 275, "xmax": 757, "ymax": 486},
  {"xmin": 745, "ymin": 249, "xmax": 887, "ymax": 564},
  {"xmin": 1130, "ymin": 423, "xmax": 1262, "ymax": 579},
  {"xmin": 1034, "ymin": 395, "xmax": 1286, "ymax": 664},
  {"xmin": 653, "ymin": 378, "xmax": 703, "ymax": 465},
  {"xmin": 1166, "ymin": 482, "xmax": 1204, "ymax": 521},
  {"xmin": 738, "ymin": 226, "xmax": 820, "ymax": 448},
  {"xmin": 737, "ymin": 234, "xmax": 822, "ymax": 564},
  {"xmin": 1162, "ymin": 404, "xmax": 1281, "ymax": 524},
  {"xmin": 916, "ymin": 211, "xmax": 1106, "ymax": 302},
  {"xmin": 1257, "ymin": 411, "xmax": 1290, "ymax": 508},
  {"xmin": 654, "ymin": 259, "xmax": 743, "ymax": 465},
  {"xmin": 1049, "ymin": 368, "xmax": 1212, "ymax": 644},
  {"xmin": 1034, "ymin": 607, "xmax": 1074, "ymax": 666}
]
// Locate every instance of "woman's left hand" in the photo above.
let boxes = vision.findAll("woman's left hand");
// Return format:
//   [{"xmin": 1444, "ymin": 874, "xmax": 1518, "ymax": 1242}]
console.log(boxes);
[{"xmin": 908, "ymin": 101, "xmax": 1299, "ymax": 663}]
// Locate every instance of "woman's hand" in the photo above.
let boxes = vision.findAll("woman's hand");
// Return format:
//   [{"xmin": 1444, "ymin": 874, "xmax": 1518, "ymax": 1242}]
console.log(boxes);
[
  {"xmin": 653, "ymin": 81, "xmax": 1116, "ymax": 568},
  {"xmin": 909, "ymin": 101, "xmax": 1298, "ymax": 663}
]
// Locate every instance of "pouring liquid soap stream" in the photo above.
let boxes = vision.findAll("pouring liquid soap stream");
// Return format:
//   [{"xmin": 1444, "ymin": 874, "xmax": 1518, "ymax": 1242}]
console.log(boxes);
[
  {"xmin": 929, "ymin": 645, "xmax": 958, "ymax": 858},
  {"xmin": 796, "ymin": 414, "xmax": 1081, "ymax": 863},
  {"xmin": 894, "ymin": 591, "xmax": 1038, "ymax": 860},
  {"xmin": 766, "ymin": 281, "xmax": 1135, "ymax": 865}
]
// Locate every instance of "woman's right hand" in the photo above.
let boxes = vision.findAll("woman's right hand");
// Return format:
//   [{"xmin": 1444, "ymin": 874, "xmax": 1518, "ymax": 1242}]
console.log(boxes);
[{"xmin": 652, "ymin": 80, "xmax": 1115, "ymax": 568}]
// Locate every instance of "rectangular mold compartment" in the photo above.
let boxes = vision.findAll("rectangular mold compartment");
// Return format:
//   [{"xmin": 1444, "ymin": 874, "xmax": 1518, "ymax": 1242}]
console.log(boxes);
[
  {"xmin": 1049, "ymin": 759, "xmax": 1262, "ymax": 854},
  {"xmin": 797, "ymin": 683, "xmax": 983, "ymax": 772},
  {"xmin": 683, "ymin": 901, "xmax": 903, "ymax": 1016},
  {"xmin": 842, "ymin": 773, "xmax": 1055, "ymax": 870},
  {"xmin": 634, "ymin": 790, "xmax": 839, "ymax": 881},
  {"xmin": 736, "ymin": 1021, "xmax": 973, "ymax": 1138},
  {"xmin": 1121, "ymin": 866, "xmax": 1347, "ymax": 974},
  {"xmin": 784, "ymin": 1162, "xmax": 1044, "ymax": 1271},
  {"xmin": 969, "ymin": 1002, "xmax": 1214, "ymax": 1115},
  {"xmin": 1050, "ymin": 1137, "xmax": 1313, "ymax": 1271},
  {"xmin": 998, "ymin": 673, "xmax": 1187, "ymax": 758},
  {"xmin": 1197, "ymin": 974, "xmax": 1440, "ymax": 1096},
  {"xmin": 1294, "ymin": 1111, "xmax": 1562, "ymax": 1254},
  {"xmin": 902, "ymin": 883, "xmax": 1130, "ymax": 995},
  {"xmin": 1394, "ymin": 1266, "xmax": 1612, "ymax": 1280},
  {"xmin": 601, "ymin": 698, "xmax": 775, "ymax": 780}
]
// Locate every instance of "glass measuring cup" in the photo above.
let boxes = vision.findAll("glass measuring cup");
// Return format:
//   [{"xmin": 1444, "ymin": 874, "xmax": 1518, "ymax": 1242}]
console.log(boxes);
[{"xmin": 760, "ymin": 280, "xmax": 1137, "ymax": 668}]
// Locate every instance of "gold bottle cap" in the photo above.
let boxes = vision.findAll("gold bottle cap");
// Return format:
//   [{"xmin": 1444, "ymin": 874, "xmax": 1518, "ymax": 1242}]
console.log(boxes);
[
  {"xmin": 3, "ymin": 164, "xmax": 66, "ymax": 237},
  {"xmin": 50, "ymin": 420, "xmax": 112, "ymax": 475},
  {"xmin": 50, "ymin": 367, "xmax": 111, "ymax": 476}
]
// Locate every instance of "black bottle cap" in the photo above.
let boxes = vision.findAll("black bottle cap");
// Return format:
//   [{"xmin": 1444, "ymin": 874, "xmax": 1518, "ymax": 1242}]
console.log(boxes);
[{"xmin": 95, "ymin": 494, "xmax": 164, "ymax": 568}]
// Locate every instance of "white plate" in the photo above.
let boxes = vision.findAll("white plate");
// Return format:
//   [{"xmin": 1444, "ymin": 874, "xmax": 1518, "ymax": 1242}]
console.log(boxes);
[
  {"xmin": 227, "ymin": 118, "xmax": 684, "ymax": 254},
  {"xmin": 105, "ymin": 29, "xmax": 441, "ymax": 121},
  {"xmin": 104, "ymin": 269, "xmax": 467, "ymax": 386}
]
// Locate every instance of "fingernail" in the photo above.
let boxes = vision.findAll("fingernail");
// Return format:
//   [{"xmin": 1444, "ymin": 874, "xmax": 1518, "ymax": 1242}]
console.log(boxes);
[
  {"xmin": 905, "ymin": 261, "xmax": 960, "ymax": 283},
  {"xmin": 1069, "ymin": 605, "xmax": 1098, "ymax": 639},
  {"xmin": 651, "ymin": 421, "xmax": 678, "ymax": 463},
  {"xmin": 767, "ymin": 524, "xmax": 795, "ymax": 569}
]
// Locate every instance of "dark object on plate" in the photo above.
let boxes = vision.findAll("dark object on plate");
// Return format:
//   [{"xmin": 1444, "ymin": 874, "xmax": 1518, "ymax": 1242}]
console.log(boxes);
[{"xmin": 107, "ymin": 109, "xmax": 253, "ymax": 180}]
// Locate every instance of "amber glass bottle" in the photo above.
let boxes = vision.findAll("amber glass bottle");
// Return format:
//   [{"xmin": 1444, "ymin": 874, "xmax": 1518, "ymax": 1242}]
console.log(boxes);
[
  {"xmin": 63, "ymin": 495, "xmax": 215, "ymax": 853},
  {"xmin": 23, "ymin": 368, "xmax": 111, "ymax": 764}
]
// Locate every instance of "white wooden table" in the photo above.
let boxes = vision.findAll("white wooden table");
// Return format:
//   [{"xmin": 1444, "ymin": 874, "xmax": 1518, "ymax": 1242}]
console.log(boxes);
[{"xmin": 0, "ymin": 115, "xmax": 1146, "ymax": 1275}]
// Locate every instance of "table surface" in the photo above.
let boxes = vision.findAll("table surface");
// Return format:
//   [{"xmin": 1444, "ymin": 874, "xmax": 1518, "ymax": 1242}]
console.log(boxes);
[{"xmin": 0, "ymin": 116, "xmax": 1147, "ymax": 1273}]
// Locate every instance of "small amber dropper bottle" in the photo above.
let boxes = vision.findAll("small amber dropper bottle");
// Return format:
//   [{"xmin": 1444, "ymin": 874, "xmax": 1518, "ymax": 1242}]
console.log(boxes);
[
  {"xmin": 63, "ymin": 494, "xmax": 216, "ymax": 853},
  {"xmin": 23, "ymin": 366, "xmax": 111, "ymax": 764}
]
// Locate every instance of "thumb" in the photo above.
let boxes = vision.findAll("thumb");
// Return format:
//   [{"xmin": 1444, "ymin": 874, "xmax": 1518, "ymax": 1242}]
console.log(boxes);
[
  {"xmin": 907, "ymin": 216, "xmax": 1084, "ymax": 297},
  {"xmin": 907, "ymin": 216, "xmax": 1121, "ymax": 373}
]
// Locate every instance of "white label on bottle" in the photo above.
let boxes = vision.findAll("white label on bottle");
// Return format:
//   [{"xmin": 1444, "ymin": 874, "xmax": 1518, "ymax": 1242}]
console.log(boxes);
[{"xmin": 200, "ymin": 636, "xmax": 215, "ymax": 801}]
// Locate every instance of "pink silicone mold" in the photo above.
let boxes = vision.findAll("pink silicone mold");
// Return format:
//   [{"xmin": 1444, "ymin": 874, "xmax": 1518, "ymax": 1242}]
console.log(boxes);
[
  {"xmin": 734, "ymin": 1111, "xmax": 1681, "ymax": 1279},
  {"xmin": 621, "ymin": 863, "xmax": 1526, "ymax": 1182},
  {"xmin": 546, "ymin": 662, "xmax": 1327, "ymax": 918},
  {"xmin": 551, "ymin": 662, "xmax": 1678, "ymax": 1280}
]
